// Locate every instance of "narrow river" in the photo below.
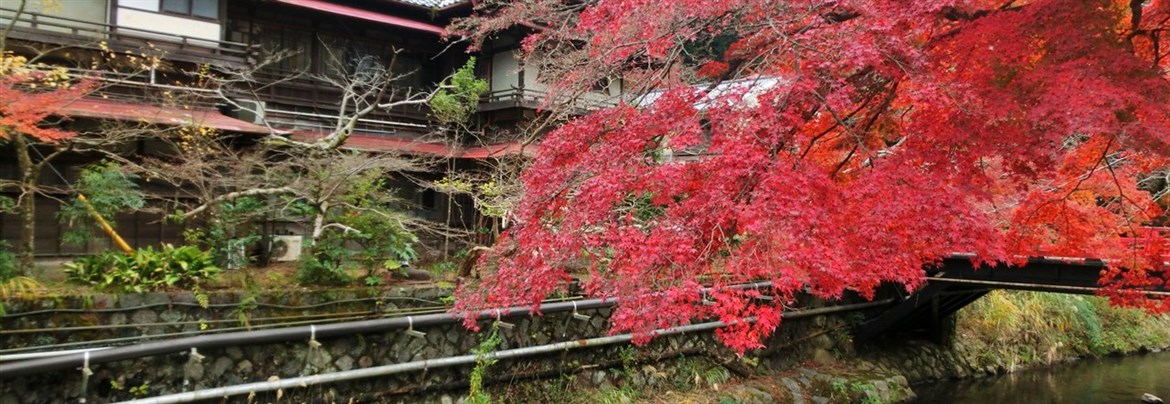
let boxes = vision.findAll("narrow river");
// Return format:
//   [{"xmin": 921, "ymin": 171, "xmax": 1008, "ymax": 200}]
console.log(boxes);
[{"xmin": 912, "ymin": 351, "xmax": 1170, "ymax": 403}]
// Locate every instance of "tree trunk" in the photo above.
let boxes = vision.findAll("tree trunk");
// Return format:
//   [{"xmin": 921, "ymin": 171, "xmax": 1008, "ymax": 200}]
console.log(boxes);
[
  {"xmin": 13, "ymin": 134, "xmax": 36, "ymax": 275},
  {"xmin": 305, "ymin": 201, "xmax": 328, "ymax": 262}
]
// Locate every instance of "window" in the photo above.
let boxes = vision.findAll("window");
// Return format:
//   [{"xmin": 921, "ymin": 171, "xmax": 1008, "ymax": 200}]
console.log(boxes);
[{"xmin": 161, "ymin": 0, "xmax": 218, "ymax": 19}]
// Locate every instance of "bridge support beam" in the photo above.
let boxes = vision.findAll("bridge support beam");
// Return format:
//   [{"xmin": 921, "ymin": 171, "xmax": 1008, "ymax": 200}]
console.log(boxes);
[{"xmin": 854, "ymin": 256, "xmax": 1167, "ymax": 345}]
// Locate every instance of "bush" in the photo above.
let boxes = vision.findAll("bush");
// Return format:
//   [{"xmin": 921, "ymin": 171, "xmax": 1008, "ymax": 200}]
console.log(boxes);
[
  {"xmin": 298, "ymin": 255, "xmax": 351, "ymax": 286},
  {"xmin": 958, "ymin": 290, "xmax": 1170, "ymax": 367},
  {"xmin": 0, "ymin": 240, "xmax": 16, "ymax": 281},
  {"xmin": 65, "ymin": 244, "xmax": 221, "ymax": 293}
]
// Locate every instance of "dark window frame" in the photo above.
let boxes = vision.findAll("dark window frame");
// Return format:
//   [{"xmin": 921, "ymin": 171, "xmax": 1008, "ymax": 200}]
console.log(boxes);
[{"xmin": 160, "ymin": 0, "xmax": 220, "ymax": 21}]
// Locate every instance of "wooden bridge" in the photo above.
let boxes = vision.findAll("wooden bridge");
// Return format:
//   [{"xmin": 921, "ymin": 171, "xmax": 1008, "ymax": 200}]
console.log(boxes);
[{"xmin": 854, "ymin": 256, "xmax": 1170, "ymax": 343}]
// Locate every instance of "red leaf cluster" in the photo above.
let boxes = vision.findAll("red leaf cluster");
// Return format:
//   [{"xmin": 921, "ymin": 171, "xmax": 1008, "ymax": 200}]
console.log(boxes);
[
  {"xmin": 455, "ymin": 0, "xmax": 1170, "ymax": 354},
  {"xmin": 0, "ymin": 62, "xmax": 94, "ymax": 143}
]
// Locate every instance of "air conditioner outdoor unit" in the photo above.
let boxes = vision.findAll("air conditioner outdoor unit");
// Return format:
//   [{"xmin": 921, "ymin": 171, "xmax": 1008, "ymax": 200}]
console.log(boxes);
[
  {"xmin": 231, "ymin": 99, "xmax": 266, "ymax": 124},
  {"xmin": 269, "ymin": 235, "xmax": 303, "ymax": 262}
]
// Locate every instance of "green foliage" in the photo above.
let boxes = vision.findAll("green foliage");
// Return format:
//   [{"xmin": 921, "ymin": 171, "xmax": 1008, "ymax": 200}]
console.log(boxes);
[
  {"xmin": 0, "ymin": 240, "xmax": 17, "ymax": 281},
  {"xmin": 64, "ymin": 244, "xmax": 221, "ymax": 293},
  {"xmin": 363, "ymin": 275, "xmax": 382, "ymax": 287},
  {"xmin": 58, "ymin": 161, "xmax": 145, "ymax": 245},
  {"xmin": 0, "ymin": 274, "xmax": 40, "ymax": 316},
  {"xmin": 129, "ymin": 382, "xmax": 149, "ymax": 397},
  {"xmin": 298, "ymin": 170, "xmax": 418, "ymax": 285},
  {"xmin": 181, "ymin": 196, "xmax": 267, "ymax": 269},
  {"xmin": 298, "ymin": 239, "xmax": 352, "ymax": 286},
  {"xmin": 468, "ymin": 325, "xmax": 503, "ymax": 404},
  {"xmin": 959, "ymin": 290, "xmax": 1170, "ymax": 367},
  {"xmin": 0, "ymin": 240, "xmax": 25, "ymax": 316},
  {"xmin": 430, "ymin": 58, "xmax": 489, "ymax": 125},
  {"xmin": 0, "ymin": 195, "xmax": 15, "ymax": 213}
]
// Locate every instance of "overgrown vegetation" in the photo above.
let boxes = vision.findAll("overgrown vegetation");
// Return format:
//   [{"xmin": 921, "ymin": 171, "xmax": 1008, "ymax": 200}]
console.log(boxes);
[
  {"xmin": 467, "ymin": 325, "xmax": 503, "ymax": 404},
  {"xmin": 64, "ymin": 244, "xmax": 221, "ymax": 293},
  {"xmin": 180, "ymin": 196, "xmax": 266, "ymax": 270},
  {"xmin": 0, "ymin": 239, "xmax": 16, "ymax": 282},
  {"xmin": 958, "ymin": 290, "xmax": 1170, "ymax": 368},
  {"xmin": 57, "ymin": 161, "xmax": 145, "ymax": 245},
  {"xmin": 295, "ymin": 166, "xmax": 420, "ymax": 286},
  {"xmin": 0, "ymin": 239, "xmax": 38, "ymax": 316}
]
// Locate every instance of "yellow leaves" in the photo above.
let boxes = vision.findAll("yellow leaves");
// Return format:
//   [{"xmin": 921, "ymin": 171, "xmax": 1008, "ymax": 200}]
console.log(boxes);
[
  {"xmin": 175, "ymin": 125, "xmax": 220, "ymax": 154},
  {"xmin": 0, "ymin": 53, "xmax": 30, "ymax": 76},
  {"xmin": 1, "ymin": 53, "xmax": 74, "ymax": 90},
  {"xmin": 434, "ymin": 177, "xmax": 474, "ymax": 193}
]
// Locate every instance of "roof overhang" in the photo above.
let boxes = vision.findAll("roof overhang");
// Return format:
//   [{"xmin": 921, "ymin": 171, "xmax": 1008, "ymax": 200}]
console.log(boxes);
[
  {"xmin": 291, "ymin": 132, "xmax": 538, "ymax": 159},
  {"xmin": 57, "ymin": 98, "xmax": 275, "ymax": 135},
  {"xmin": 275, "ymin": 0, "xmax": 446, "ymax": 35}
]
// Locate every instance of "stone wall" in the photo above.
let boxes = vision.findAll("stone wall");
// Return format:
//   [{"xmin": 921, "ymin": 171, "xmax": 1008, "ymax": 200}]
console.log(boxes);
[
  {"xmin": 0, "ymin": 289, "xmax": 887, "ymax": 403},
  {"xmin": 0, "ymin": 286, "xmax": 453, "ymax": 351}
]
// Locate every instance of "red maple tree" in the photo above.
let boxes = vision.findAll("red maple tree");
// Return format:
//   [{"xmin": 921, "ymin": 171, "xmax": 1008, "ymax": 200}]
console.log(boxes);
[
  {"xmin": 1, "ymin": 53, "xmax": 96, "ymax": 274},
  {"xmin": 454, "ymin": 0, "xmax": 1170, "ymax": 352}
]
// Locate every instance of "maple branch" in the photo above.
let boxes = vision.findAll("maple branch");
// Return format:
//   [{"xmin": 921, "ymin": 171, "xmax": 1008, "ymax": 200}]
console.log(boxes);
[
  {"xmin": 1129, "ymin": 0, "xmax": 1144, "ymax": 36},
  {"xmin": 1060, "ymin": 136, "xmax": 1116, "ymax": 203}
]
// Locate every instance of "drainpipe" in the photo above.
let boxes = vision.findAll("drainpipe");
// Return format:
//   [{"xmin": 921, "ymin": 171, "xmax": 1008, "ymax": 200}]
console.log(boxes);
[{"xmin": 118, "ymin": 300, "xmax": 893, "ymax": 404}]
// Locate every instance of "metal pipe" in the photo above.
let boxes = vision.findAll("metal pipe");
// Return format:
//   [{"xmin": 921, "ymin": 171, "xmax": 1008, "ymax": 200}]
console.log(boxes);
[
  {"xmin": 0, "ymin": 347, "xmax": 110, "ymax": 362},
  {"xmin": 2, "ymin": 296, "xmax": 448, "ymax": 319},
  {"xmin": 117, "ymin": 299, "xmax": 892, "ymax": 404},
  {"xmin": 119, "ymin": 320, "xmax": 732, "ymax": 404},
  {"xmin": 0, "ymin": 283, "xmax": 774, "ymax": 378}
]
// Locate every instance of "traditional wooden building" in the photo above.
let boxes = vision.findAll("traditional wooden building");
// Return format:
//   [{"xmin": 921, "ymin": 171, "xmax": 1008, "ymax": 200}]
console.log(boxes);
[{"xmin": 0, "ymin": 0, "xmax": 606, "ymax": 259}]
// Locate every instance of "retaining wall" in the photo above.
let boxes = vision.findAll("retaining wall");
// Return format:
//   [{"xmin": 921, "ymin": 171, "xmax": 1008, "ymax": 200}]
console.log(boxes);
[{"xmin": 0, "ymin": 287, "xmax": 880, "ymax": 403}]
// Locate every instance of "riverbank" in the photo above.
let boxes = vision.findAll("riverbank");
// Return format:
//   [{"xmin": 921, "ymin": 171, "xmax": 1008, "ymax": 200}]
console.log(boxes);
[{"xmin": 955, "ymin": 291, "xmax": 1170, "ymax": 370}]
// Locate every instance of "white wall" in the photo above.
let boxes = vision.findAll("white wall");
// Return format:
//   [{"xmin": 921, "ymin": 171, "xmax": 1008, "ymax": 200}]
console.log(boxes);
[
  {"xmin": 490, "ymin": 49, "xmax": 622, "ymax": 106},
  {"xmin": 522, "ymin": 62, "xmax": 547, "ymax": 92},
  {"xmin": 116, "ymin": 7, "xmax": 220, "ymax": 43},
  {"xmin": 490, "ymin": 51, "xmax": 521, "ymax": 93},
  {"xmin": 0, "ymin": 0, "xmax": 109, "ymax": 37},
  {"xmin": 119, "ymin": 0, "xmax": 160, "ymax": 12}
]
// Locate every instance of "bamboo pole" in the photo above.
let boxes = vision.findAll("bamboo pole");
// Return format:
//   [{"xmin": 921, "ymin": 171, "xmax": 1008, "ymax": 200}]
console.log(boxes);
[{"xmin": 77, "ymin": 194, "xmax": 133, "ymax": 254}]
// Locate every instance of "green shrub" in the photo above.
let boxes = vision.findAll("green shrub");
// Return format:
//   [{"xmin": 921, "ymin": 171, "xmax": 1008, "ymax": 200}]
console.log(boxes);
[
  {"xmin": 65, "ymin": 244, "xmax": 221, "ymax": 293},
  {"xmin": 297, "ymin": 254, "xmax": 351, "ymax": 286},
  {"xmin": 958, "ymin": 290, "xmax": 1170, "ymax": 367},
  {"xmin": 0, "ymin": 240, "xmax": 17, "ymax": 281},
  {"xmin": 57, "ymin": 162, "xmax": 145, "ymax": 246}
]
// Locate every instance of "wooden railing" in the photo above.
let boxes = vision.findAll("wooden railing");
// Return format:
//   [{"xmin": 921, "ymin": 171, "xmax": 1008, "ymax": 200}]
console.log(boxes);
[
  {"xmin": 478, "ymin": 87, "xmax": 620, "ymax": 112},
  {"xmin": 0, "ymin": 7, "xmax": 252, "ymax": 66}
]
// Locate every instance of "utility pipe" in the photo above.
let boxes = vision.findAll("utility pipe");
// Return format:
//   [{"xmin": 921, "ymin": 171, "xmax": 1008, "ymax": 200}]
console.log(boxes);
[
  {"xmin": 118, "ymin": 299, "xmax": 893, "ymax": 404},
  {"xmin": 0, "ymin": 282, "xmax": 772, "ymax": 378},
  {"xmin": 0, "ymin": 347, "xmax": 110, "ymax": 362}
]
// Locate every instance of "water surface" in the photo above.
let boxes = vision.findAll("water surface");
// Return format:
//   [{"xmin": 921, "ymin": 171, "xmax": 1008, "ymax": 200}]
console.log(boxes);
[{"xmin": 912, "ymin": 351, "xmax": 1170, "ymax": 403}]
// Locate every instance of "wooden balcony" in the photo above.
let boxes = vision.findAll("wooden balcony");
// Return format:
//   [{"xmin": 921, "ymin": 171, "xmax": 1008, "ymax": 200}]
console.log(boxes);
[
  {"xmin": 478, "ymin": 87, "xmax": 619, "ymax": 113},
  {"xmin": 244, "ymin": 69, "xmax": 435, "ymax": 135},
  {"xmin": 0, "ymin": 7, "xmax": 252, "ymax": 68}
]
